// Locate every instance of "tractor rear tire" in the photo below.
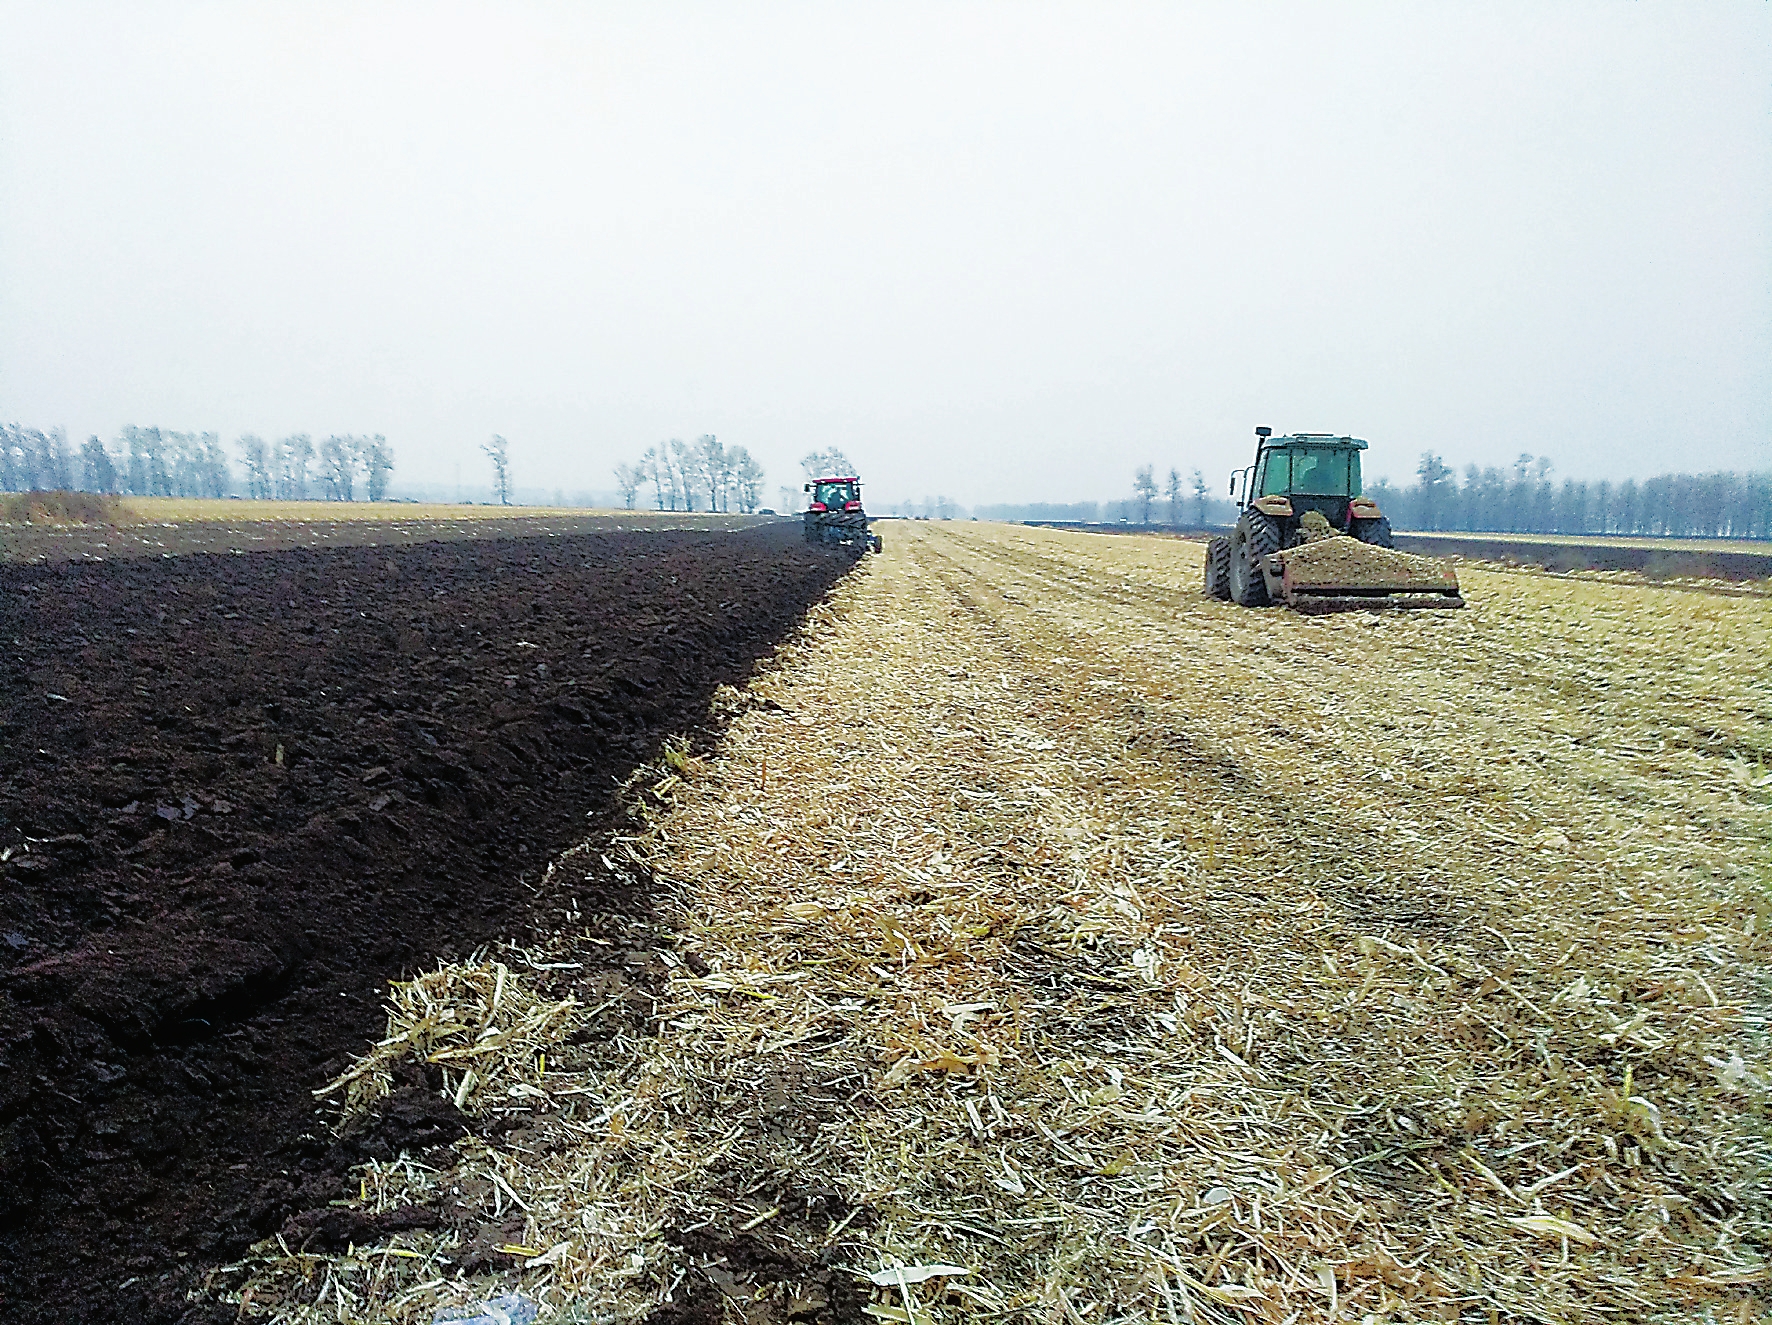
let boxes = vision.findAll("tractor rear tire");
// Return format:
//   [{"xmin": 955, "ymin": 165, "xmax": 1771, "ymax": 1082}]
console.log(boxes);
[
  {"xmin": 1204, "ymin": 536, "xmax": 1231, "ymax": 600},
  {"xmin": 1230, "ymin": 514, "xmax": 1280, "ymax": 607},
  {"xmin": 1351, "ymin": 515, "xmax": 1394, "ymax": 548}
]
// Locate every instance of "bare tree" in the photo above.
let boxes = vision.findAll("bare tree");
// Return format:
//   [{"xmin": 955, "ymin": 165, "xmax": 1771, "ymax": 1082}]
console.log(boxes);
[
  {"xmin": 80, "ymin": 436, "xmax": 118, "ymax": 493},
  {"xmin": 364, "ymin": 435, "xmax": 395, "ymax": 501},
  {"xmin": 272, "ymin": 434, "xmax": 315, "ymax": 499},
  {"xmin": 1165, "ymin": 466, "xmax": 1182, "ymax": 524},
  {"xmin": 238, "ymin": 434, "xmax": 271, "ymax": 499},
  {"xmin": 613, "ymin": 461, "xmax": 643, "ymax": 509},
  {"xmin": 200, "ymin": 432, "xmax": 230, "ymax": 497},
  {"xmin": 0, "ymin": 425, "xmax": 22, "ymax": 490},
  {"xmin": 801, "ymin": 447, "xmax": 855, "ymax": 480},
  {"xmin": 1132, "ymin": 464, "xmax": 1158, "ymax": 524},
  {"xmin": 320, "ymin": 436, "xmax": 359, "ymax": 501},
  {"xmin": 731, "ymin": 446, "xmax": 765, "ymax": 513},
  {"xmin": 778, "ymin": 485, "xmax": 797, "ymax": 513},
  {"xmin": 1, "ymin": 424, "xmax": 42, "ymax": 490},
  {"xmin": 1190, "ymin": 468, "xmax": 1208, "ymax": 525},
  {"xmin": 44, "ymin": 428, "xmax": 74, "ymax": 490},
  {"xmin": 0, "ymin": 425, "xmax": 74, "ymax": 491},
  {"xmin": 166, "ymin": 432, "xmax": 199, "ymax": 495},
  {"xmin": 641, "ymin": 444, "xmax": 668, "ymax": 509},
  {"xmin": 669, "ymin": 438, "xmax": 697, "ymax": 510},
  {"xmin": 121, "ymin": 426, "xmax": 171, "ymax": 496},
  {"xmin": 695, "ymin": 434, "xmax": 724, "ymax": 510},
  {"xmin": 666, "ymin": 444, "xmax": 682, "ymax": 509},
  {"xmin": 1415, "ymin": 451, "xmax": 1454, "ymax": 530},
  {"xmin": 482, "ymin": 435, "xmax": 512, "ymax": 505}
]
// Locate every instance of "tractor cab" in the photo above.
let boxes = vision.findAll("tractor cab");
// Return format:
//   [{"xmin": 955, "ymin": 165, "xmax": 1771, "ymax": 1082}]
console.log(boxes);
[
  {"xmin": 802, "ymin": 476, "xmax": 882, "ymax": 553},
  {"xmin": 1231, "ymin": 432, "xmax": 1377, "ymax": 532},
  {"xmin": 805, "ymin": 477, "xmax": 863, "ymax": 513}
]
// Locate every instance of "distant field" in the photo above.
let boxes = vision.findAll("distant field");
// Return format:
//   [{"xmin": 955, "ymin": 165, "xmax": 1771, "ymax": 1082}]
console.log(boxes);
[
  {"xmin": 1012, "ymin": 521, "xmax": 1772, "ymax": 582},
  {"xmin": 1400, "ymin": 528, "xmax": 1769, "ymax": 555},
  {"xmin": 1392, "ymin": 531, "xmax": 1772, "ymax": 582},
  {"xmin": 1021, "ymin": 519, "xmax": 1769, "ymax": 557},
  {"xmin": 0, "ymin": 499, "xmax": 782, "ymax": 563},
  {"xmin": 119, "ymin": 497, "xmax": 633, "ymax": 522}
]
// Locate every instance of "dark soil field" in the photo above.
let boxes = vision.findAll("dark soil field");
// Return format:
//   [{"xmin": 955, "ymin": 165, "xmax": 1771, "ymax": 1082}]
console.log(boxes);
[{"xmin": 0, "ymin": 524, "xmax": 853, "ymax": 1323}]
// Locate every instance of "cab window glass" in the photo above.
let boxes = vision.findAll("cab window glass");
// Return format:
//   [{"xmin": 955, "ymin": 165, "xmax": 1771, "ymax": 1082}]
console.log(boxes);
[
  {"xmin": 815, "ymin": 482, "xmax": 857, "ymax": 506},
  {"xmin": 1289, "ymin": 450, "xmax": 1358, "ymax": 495},
  {"xmin": 1258, "ymin": 451, "xmax": 1290, "ymax": 496}
]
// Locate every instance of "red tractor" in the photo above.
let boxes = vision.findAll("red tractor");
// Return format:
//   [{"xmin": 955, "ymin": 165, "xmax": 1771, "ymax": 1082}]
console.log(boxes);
[{"xmin": 803, "ymin": 476, "xmax": 882, "ymax": 553}]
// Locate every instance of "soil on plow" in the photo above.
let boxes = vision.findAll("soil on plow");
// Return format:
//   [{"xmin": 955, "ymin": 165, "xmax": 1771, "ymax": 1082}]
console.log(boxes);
[{"xmin": 0, "ymin": 525, "xmax": 854, "ymax": 1324}]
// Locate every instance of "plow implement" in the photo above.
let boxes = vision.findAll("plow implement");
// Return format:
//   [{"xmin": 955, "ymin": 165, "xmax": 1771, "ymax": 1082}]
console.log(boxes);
[{"xmin": 1262, "ymin": 535, "xmax": 1464, "ymax": 613}]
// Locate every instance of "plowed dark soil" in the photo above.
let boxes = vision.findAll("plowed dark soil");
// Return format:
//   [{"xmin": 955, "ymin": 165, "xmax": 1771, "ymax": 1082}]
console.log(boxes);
[{"xmin": 0, "ymin": 525, "xmax": 853, "ymax": 1323}]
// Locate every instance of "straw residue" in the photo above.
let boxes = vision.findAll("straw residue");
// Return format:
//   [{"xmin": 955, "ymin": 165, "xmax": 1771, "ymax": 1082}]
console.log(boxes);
[{"xmin": 313, "ymin": 961, "xmax": 579, "ymax": 1120}]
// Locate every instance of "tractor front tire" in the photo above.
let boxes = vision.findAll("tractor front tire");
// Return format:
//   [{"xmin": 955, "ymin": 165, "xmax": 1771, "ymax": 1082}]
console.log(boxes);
[
  {"xmin": 1351, "ymin": 515, "xmax": 1394, "ymax": 548},
  {"xmin": 871, "ymin": 535, "xmax": 883, "ymax": 554},
  {"xmin": 1204, "ymin": 536, "xmax": 1231, "ymax": 600},
  {"xmin": 1230, "ymin": 514, "xmax": 1280, "ymax": 607}
]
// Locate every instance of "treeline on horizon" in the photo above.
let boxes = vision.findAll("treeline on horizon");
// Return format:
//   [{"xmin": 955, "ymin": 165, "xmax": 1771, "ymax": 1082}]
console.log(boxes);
[
  {"xmin": 612, "ymin": 436, "xmax": 765, "ymax": 513},
  {"xmin": 1369, "ymin": 454, "xmax": 1772, "ymax": 540},
  {"xmin": 0, "ymin": 423, "xmax": 395, "ymax": 502},
  {"xmin": 974, "ymin": 456, "xmax": 1772, "ymax": 540},
  {"xmin": 972, "ymin": 497, "xmax": 1242, "ymax": 525}
]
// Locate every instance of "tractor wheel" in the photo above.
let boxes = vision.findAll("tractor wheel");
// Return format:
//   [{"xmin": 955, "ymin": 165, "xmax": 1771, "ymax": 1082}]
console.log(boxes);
[
  {"xmin": 871, "ymin": 535, "xmax": 883, "ymax": 554},
  {"xmin": 1204, "ymin": 536, "xmax": 1231, "ymax": 600},
  {"xmin": 1351, "ymin": 515, "xmax": 1394, "ymax": 548},
  {"xmin": 1230, "ymin": 513, "xmax": 1280, "ymax": 607}
]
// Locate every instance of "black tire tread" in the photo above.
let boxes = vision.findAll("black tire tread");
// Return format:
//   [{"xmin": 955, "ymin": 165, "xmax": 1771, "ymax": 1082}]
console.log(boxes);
[
  {"xmin": 1205, "ymin": 536, "xmax": 1232, "ymax": 599},
  {"xmin": 1352, "ymin": 515, "xmax": 1394, "ymax": 549},
  {"xmin": 1232, "ymin": 515, "xmax": 1281, "ymax": 606}
]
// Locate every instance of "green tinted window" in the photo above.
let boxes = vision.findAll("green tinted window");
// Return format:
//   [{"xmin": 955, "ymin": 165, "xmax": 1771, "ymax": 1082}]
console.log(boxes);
[
  {"xmin": 1292, "ymin": 450, "xmax": 1346, "ymax": 495},
  {"xmin": 1258, "ymin": 446, "xmax": 1362, "ymax": 497},
  {"xmin": 1257, "ymin": 451, "xmax": 1290, "ymax": 496}
]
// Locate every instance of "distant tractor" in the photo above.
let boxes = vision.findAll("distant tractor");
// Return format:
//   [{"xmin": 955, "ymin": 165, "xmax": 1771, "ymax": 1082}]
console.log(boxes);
[
  {"xmin": 803, "ymin": 476, "xmax": 882, "ymax": 553},
  {"xmin": 1206, "ymin": 428, "xmax": 1461, "ymax": 611}
]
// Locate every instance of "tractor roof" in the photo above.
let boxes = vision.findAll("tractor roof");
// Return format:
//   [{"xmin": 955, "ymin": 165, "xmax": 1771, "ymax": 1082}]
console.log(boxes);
[
  {"xmin": 813, "ymin": 476, "xmax": 861, "ymax": 483},
  {"xmin": 1266, "ymin": 434, "xmax": 1368, "ymax": 450}
]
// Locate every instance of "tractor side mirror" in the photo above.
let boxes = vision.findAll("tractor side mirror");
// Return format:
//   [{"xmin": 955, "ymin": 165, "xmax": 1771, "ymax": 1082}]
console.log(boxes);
[
  {"xmin": 803, "ymin": 483, "xmax": 812, "ymax": 492},
  {"xmin": 1256, "ymin": 426, "xmax": 1272, "ymax": 438}
]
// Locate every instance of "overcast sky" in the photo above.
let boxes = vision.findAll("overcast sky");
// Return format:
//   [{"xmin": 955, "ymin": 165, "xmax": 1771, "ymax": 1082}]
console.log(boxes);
[{"xmin": 2, "ymin": 2, "xmax": 1767, "ymax": 505}]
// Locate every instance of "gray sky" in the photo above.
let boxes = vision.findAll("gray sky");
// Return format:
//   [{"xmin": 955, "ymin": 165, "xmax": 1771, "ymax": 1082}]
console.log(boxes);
[{"xmin": 2, "ymin": 2, "xmax": 1767, "ymax": 505}]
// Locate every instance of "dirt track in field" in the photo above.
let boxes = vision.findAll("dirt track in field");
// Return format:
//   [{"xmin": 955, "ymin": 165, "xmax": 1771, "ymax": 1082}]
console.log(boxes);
[
  {"xmin": 0, "ymin": 524, "xmax": 854, "ymax": 1324},
  {"xmin": 220, "ymin": 521, "xmax": 1771, "ymax": 1324}
]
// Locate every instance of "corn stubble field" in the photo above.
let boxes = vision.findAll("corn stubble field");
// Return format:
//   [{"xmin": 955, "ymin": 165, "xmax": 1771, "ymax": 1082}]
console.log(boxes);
[{"xmin": 219, "ymin": 521, "xmax": 1769, "ymax": 1325}]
